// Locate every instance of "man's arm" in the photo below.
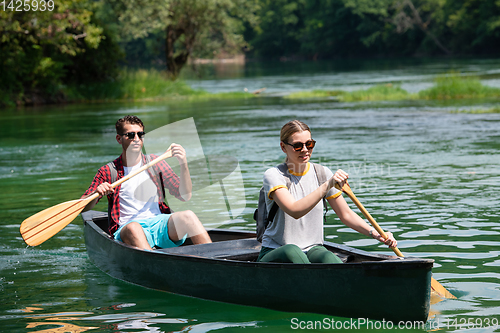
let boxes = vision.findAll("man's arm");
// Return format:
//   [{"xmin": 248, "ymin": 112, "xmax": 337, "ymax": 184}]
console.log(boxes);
[
  {"xmin": 169, "ymin": 143, "xmax": 192, "ymax": 201},
  {"xmin": 82, "ymin": 182, "xmax": 114, "ymax": 212},
  {"xmin": 81, "ymin": 167, "xmax": 113, "ymax": 211}
]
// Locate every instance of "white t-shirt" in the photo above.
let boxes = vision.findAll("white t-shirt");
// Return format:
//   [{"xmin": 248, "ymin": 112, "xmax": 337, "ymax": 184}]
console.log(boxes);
[
  {"xmin": 119, "ymin": 161, "xmax": 161, "ymax": 226},
  {"xmin": 262, "ymin": 162, "xmax": 341, "ymax": 251}
]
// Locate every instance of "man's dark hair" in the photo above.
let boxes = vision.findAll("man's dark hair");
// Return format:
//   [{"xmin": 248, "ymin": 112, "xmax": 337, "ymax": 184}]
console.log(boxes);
[{"xmin": 116, "ymin": 115, "xmax": 144, "ymax": 134}]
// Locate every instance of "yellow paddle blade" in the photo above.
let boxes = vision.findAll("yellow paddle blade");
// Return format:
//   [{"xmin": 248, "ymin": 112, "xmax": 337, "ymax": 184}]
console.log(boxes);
[
  {"xmin": 20, "ymin": 198, "xmax": 92, "ymax": 246},
  {"xmin": 431, "ymin": 278, "xmax": 456, "ymax": 299}
]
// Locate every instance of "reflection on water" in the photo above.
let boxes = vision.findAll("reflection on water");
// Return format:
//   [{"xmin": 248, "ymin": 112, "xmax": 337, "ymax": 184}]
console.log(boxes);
[
  {"xmin": 16, "ymin": 305, "xmax": 258, "ymax": 333},
  {"xmin": 6, "ymin": 307, "xmax": 96, "ymax": 333}
]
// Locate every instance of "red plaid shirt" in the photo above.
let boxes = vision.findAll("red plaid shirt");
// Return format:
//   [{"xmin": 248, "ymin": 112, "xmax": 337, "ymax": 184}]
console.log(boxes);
[{"xmin": 82, "ymin": 154, "xmax": 182, "ymax": 235}]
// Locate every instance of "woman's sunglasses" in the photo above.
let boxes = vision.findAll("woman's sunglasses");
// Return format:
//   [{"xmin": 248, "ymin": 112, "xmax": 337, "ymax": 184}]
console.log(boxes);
[
  {"xmin": 283, "ymin": 139, "xmax": 316, "ymax": 151},
  {"xmin": 122, "ymin": 131, "xmax": 146, "ymax": 140}
]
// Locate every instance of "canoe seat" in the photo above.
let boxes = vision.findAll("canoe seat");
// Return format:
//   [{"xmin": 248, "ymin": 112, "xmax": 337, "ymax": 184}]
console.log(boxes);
[
  {"xmin": 158, "ymin": 239, "xmax": 356, "ymax": 263},
  {"xmin": 158, "ymin": 238, "xmax": 262, "ymax": 261}
]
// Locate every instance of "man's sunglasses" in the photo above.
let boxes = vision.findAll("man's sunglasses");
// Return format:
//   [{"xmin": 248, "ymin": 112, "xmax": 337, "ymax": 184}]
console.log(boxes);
[
  {"xmin": 122, "ymin": 131, "xmax": 146, "ymax": 140},
  {"xmin": 283, "ymin": 139, "xmax": 316, "ymax": 151}
]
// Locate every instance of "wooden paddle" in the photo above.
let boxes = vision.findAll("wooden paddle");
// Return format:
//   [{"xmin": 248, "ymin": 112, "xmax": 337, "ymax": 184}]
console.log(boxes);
[
  {"xmin": 335, "ymin": 182, "xmax": 456, "ymax": 299},
  {"xmin": 20, "ymin": 149, "xmax": 173, "ymax": 246}
]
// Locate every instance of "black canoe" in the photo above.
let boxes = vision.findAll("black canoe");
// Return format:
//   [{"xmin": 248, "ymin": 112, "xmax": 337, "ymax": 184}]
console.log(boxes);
[{"xmin": 82, "ymin": 210, "xmax": 433, "ymax": 322}]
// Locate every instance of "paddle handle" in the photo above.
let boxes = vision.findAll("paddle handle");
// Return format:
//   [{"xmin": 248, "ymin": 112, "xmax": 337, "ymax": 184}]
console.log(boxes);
[
  {"xmin": 336, "ymin": 182, "xmax": 404, "ymax": 257},
  {"xmin": 110, "ymin": 149, "xmax": 173, "ymax": 189}
]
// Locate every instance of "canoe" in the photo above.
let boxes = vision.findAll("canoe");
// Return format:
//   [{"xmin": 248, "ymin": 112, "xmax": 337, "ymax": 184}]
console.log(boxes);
[{"xmin": 82, "ymin": 210, "xmax": 433, "ymax": 322}]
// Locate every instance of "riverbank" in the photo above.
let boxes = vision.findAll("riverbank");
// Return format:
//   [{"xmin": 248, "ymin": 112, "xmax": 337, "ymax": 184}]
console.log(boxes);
[
  {"xmin": 2, "ymin": 70, "xmax": 499, "ymax": 108},
  {"xmin": 63, "ymin": 69, "xmax": 258, "ymax": 104},
  {"xmin": 0, "ymin": 69, "xmax": 256, "ymax": 108}
]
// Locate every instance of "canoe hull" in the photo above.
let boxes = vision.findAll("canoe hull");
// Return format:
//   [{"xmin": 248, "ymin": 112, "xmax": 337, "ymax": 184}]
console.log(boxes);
[{"xmin": 83, "ymin": 211, "xmax": 432, "ymax": 321}]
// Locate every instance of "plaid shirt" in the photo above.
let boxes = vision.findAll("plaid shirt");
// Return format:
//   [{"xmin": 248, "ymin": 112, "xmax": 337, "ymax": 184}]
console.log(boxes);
[{"xmin": 82, "ymin": 154, "xmax": 182, "ymax": 235}]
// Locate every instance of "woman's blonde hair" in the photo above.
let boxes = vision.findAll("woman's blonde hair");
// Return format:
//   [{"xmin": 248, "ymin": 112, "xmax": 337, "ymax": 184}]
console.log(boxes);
[{"xmin": 280, "ymin": 120, "xmax": 311, "ymax": 143}]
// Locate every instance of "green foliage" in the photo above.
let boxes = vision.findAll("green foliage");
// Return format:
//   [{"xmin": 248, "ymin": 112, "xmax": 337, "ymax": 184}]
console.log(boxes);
[
  {"xmin": 343, "ymin": 0, "xmax": 392, "ymax": 17},
  {"xmin": 444, "ymin": 0, "xmax": 500, "ymax": 54},
  {"xmin": 451, "ymin": 107, "xmax": 500, "ymax": 114},
  {"xmin": 419, "ymin": 74, "xmax": 500, "ymax": 99},
  {"xmin": 109, "ymin": 0, "xmax": 258, "ymax": 78},
  {"xmin": 0, "ymin": 0, "xmax": 120, "ymax": 106},
  {"xmin": 63, "ymin": 69, "xmax": 194, "ymax": 101},
  {"xmin": 165, "ymin": 0, "xmax": 257, "ymax": 77},
  {"xmin": 300, "ymin": 0, "xmax": 370, "ymax": 57},
  {"xmin": 285, "ymin": 75, "xmax": 500, "ymax": 102},
  {"xmin": 246, "ymin": 0, "xmax": 500, "ymax": 59},
  {"xmin": 342, "ymin": 84, "xmax": 411, "ymax": 101},
  {"xmin": 250, "ymin": 0, "xmax": 305, "ymax": 57},
  {"xmin": 62, "ymin": 68, "xmax": 255, "ymax": 102},
  {"xmin": 285, "ymin": 84, "xmax": 410, "ymax": 101},
  {"xmin": 285, "ymin": 90, "xmax": 343, "ymax": 99}
]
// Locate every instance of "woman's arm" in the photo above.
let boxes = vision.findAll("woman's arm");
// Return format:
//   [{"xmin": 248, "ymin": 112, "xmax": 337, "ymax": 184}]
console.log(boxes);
[
  {"xmin": 272, "ymin": 181, "xmax": 332, "ymax": 219},
  {"xmin": 271, "ymin": 169, "xmax": 349, "ymax": 219},
  {"xmin": 327, "ymin": 194, "xmax": 397, "ymax": 247}
]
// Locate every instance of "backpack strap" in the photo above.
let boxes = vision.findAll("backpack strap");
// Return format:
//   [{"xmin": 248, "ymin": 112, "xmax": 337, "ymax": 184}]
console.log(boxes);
[
  {"xmin": 106, "ymin": 162, "xmax": 118, "ymax": 225},
  {"xmin": 107, "ymin": 161, "xmax": 118, "ymax": 183},
  {"xmin": 312, "ymin": 163, "xmax": 329, "ymax": 222},
  {"xmin": 145, "ymin": 155, "xmax": 166, "ymax": 201}
]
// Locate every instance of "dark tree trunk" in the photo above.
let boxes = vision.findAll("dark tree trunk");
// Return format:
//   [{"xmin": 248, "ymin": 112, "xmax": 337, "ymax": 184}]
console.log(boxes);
[
  {"xmin": 165, "ymin": 23, "xmax": 199, "ymax": 80},
  {"xmin": 165, "ymin": 25, "xmax": 182, "ymax": 79}
]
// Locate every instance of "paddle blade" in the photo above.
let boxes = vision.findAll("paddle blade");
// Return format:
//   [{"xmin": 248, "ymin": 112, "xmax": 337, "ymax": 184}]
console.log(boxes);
[
  {"xmin": 431, "ymin": 278, "xmax": 456, "ymax": 299},
  {"xmin": 20, "ymin": 198, "xmax": 91, "ymax": 246}
]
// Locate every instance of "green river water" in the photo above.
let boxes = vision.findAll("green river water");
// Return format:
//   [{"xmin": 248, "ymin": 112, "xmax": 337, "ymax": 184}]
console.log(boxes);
[{"xmin": 1, "ymin": 58, "xmax": 500, "ymax": 332}]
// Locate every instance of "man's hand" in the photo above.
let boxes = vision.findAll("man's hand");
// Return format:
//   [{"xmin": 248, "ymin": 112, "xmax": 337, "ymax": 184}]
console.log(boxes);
[
  {"xmin": 170, "ymin": 143, "xmax": 187, "ymax": 165},
  {"xmin": 95, "ymin": 182, "xmax": 114, "ymax": 197}
]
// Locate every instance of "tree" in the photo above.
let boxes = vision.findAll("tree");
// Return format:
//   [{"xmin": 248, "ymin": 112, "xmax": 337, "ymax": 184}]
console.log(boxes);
[
  {"xmin": 249, "ymin": 0, "xmax": 306, "ymax": 58},
  {"xmin": 444, "ymin": 0, "xmax": 500, "ymax": 54},
  {"xmin": 0, "ymin": 0, "xmax": 116, "ymax": 105},
  {"xmin": 109, "ymin": 0, "xmax": 258, "ymax": 79},
  {"xmin": 344, "ymin": 0, "xmax": 451, "ymax": 55},
  {"xmin": 389, "ymin": 0, "xmax": 451, "ymax": 54},
  {"xmin": 299, "ymin": 0, "xmax": 386, "ymax": 58}
]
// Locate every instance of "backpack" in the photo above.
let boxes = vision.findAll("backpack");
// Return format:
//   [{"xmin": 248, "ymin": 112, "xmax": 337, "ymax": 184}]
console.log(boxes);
[{"xmin": 253, "ymin": 162, "xmax": 329, "ymax": 242}]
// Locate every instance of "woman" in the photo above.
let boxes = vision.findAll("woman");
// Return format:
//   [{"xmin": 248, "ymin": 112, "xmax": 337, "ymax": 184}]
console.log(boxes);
[{"xmin": 258, "ymin": 120, "xmax": 397, "ymax": 263}]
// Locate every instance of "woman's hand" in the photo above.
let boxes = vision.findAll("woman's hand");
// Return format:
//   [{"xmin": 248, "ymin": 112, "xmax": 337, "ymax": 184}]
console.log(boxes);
[
  {"xmin": 371, "ymin": 230, "xmax": 398, "ymax": 248},
  {"xmin": 329, "ymin": 169, "xmax": 349, "ymax": 189}
]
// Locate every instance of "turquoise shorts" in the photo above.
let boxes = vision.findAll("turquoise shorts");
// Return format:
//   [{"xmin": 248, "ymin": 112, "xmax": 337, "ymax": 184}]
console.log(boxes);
[{"xmin": 114, "ymin": 214, "xmax": 187, "ymax": 249}]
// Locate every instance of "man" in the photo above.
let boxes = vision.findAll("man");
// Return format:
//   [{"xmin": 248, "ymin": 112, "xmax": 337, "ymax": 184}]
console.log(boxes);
[{"xmin": 82, "ymin": 115, "xmax": 211, "ymax": 250}]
